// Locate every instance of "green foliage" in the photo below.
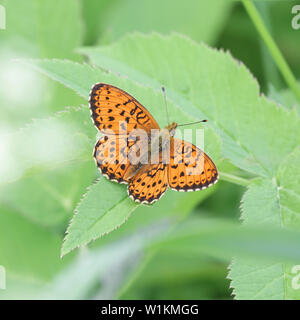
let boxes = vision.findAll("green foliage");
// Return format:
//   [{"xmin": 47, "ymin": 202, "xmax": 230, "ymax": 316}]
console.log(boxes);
[
  {"xmin": 0, "ymin": 0, "xmax": 85, "ymax": 130},
  {"xmin": 1, "ymin": 0, "xmax": 82, "ymax": 59},
  {"xmin": 61, "ymin": 179, "xmax": 137, "ymax": 257},
  {"xmin": 229, "ymin": 148, "xmax": 300, "ymax": 299},
  {"xmin": 22, "ymin": 33, "xmax": 300, "ymax": 300},
  {"xmin": 154, "ymin": 217, "xmax": 300, "ymax": 263},
  {"xmin": 1, "ymin": 0, "xmax": 300, "ymax": 300},
  {"xmin": 94, "ymin": 0, "xmax": 232, "ymax": 45},
  {"xmin": 0, "ymin": 206, "xmax": 72, "ymax": 281},
  {"xmin": 79, "ymin": 33, "xmax": 300, "ymax": 178}
]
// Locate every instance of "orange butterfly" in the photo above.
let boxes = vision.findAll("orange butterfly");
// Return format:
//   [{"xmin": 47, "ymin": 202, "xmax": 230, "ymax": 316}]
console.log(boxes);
[{"xmin": 89, "ymin": 83, "xmax": 218, "ymax": 204}]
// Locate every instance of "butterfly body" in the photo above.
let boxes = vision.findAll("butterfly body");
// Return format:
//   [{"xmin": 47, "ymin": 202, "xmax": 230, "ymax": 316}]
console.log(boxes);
[
  {"xmin": 90, "ymin": 83, "xmax": 218, "ymax": 204},
  {"xmin": 103, "ymin": 123, "xmax": 175, "ymax": 182}
]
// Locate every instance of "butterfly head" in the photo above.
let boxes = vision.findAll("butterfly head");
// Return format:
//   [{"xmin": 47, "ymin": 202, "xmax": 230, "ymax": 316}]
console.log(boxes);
[{"xmin": 165, "ymin": 122, "xmax": 177, "ymax": 137}]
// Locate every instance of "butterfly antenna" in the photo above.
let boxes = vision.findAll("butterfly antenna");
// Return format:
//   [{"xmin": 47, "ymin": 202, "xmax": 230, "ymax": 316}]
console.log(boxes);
[
  {"xmin": 161, "ymin": 86, "xmax": 170, "ymax": 125},
  {"xmin": 177, "ymin": 119, "xmax": 208, "ymax": 127}
]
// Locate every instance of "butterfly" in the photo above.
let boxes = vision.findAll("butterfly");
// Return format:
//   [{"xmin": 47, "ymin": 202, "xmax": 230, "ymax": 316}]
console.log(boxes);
[{"xmin": 89, "ymin": 83, "xmax": 218, "ymax": 204}]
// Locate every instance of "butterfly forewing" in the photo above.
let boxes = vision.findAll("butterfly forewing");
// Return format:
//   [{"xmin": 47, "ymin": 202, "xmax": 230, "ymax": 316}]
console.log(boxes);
[{"xmin": 90, "ymin": 83, "xmax": 160, "ymax": 135}]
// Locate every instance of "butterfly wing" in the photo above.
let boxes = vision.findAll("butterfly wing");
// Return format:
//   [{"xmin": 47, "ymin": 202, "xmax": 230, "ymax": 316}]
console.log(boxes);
[
  {"xmin": 128, "ymin": 163, "xmax": 168, "ymax": 204},
  {"xmin": 90, "ymin": 83, "xmax": 160, "ymax": 134},
  {"xmin": 168, "ymin": 138, "xmax": 218, "ymax": 191},
  {"xmin": 94, "ymin": 135, "xmax": 136, "ymax": 184}
]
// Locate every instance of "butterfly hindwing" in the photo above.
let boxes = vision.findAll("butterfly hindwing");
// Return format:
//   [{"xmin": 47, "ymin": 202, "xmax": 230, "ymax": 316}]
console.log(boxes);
[
  {"xmin": 94, "ymin": 135, "xmax": 136, "ymax": 184},
  {"xmin": 128, "ymin": 163, "xmax": 168, "ymax": 204},
  {"xmin": 168, "ymin": 138, "xmax": 218, "ymax": 191},
  {"xmin": 90, "ymin": 83, "xmax": 160, "ymax": 135}
]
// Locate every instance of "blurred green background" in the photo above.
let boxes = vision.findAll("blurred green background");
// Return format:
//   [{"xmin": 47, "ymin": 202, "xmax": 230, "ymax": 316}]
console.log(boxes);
[{"xmin": 0, "ymin": 0, "xmax": 299, "ymax": 300}]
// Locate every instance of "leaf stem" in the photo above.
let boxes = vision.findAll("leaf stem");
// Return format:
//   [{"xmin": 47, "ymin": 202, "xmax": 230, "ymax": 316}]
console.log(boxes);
[
  {"xmin": 242, "ymin": 0, "xmax": 300, "ymax": 102},
  {"xmin": 219, "ymin": 171, "xmax": 250, "ymax": 187}
]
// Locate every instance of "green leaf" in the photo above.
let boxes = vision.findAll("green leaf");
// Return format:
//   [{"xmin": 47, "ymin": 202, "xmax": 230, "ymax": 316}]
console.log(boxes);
[
  {"xmin": 22, "ymin": 59, "xmax": 101, "ymax": 99},
  {"xmin": 278, "ymin": 83, "xmax": 300, "ymax": 116},
  {"xmin": 0, "ymin": 105, "xmax": 98, "ymax": 227},
  {"xmin": 277, "ymin": 147, "xmax": 300, "ymax": 229},
  {"xmin": 0, "ymin": 0, "xmax": 85, "ymax": 129},
  {"xmin": 12, "ymin": 58, "xmax": 221, "ymax": 181},
  {"xmin": 98, "ymin": 189, "xmax": 217, "ymax": 298},
  {"xmin": 1, "ymin": 106, "xmax": 94, "ymax": 185},
  {"xmin": 229, "ymin": 148, "xmax": 300, "ymax": 299},
  {"xmin": 78, "ymin": 33, "xmax": 300, "ymax": 178},
  {"xmin": 229, "ymin": 191, "xmax": 280, "ymax": 300},
  {"xmin": 17, "ymin": 57, "xmax": 222, "ymax": 255},
  {"xmin": 61, "ymin": 178, "xmax": 137, "ymax": 257},
  {"xmin": 0, "ymin": 161, "xmax": 95, "ymax": 227},
  {"xmin": 229, "ymin": 260, "xmax": 284, "ymax": 300},
  {"xmin": 77, "ymin": 34, "xmax": 300, "ymax": 299},
  {"xmin": 22, "ymin": 57, "xmax": 222, "ymax": 154},
  {"xmin": 98, "ymin": 183, "xmax": 217, "ymax": 248},
  {"xmin": 32, "ymin": 184, "xmax": 215, "ymax": 298},
  {"xmin": 239, "ymin": 178, "xmax": 281, "ymax": 226},
  {"xmin": 26, "ymin": 34, "xmax": 300, "ymax": 302},
  {"xmin": 267, "ymin": 82, "xmax": 300, "ymax": 116},
  {"xmin": 154, "ymin": 217, "xmax": 300, "ymax": 264},
  {"xmin": 62, "ymin": 176, "xmax": 217, "ymax": 257}
]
